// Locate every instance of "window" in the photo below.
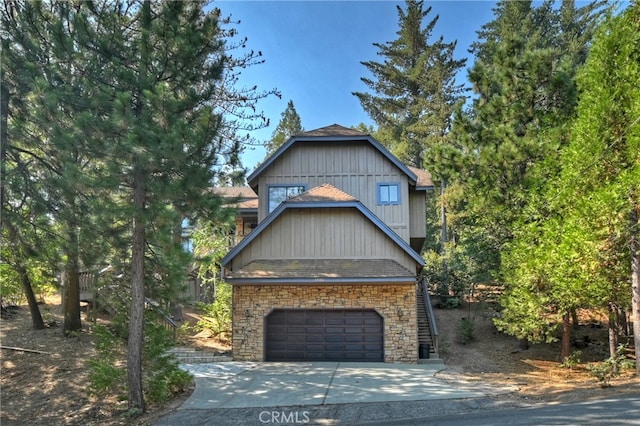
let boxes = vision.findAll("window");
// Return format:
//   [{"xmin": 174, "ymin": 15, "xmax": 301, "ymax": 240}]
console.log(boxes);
[
  {"xmin": 268, "ymin": 185, "xmax": 306, "ymax": 213},
  {"xmin": 377, "ymin": 183, "xmax": 400, "ymax": 205}
]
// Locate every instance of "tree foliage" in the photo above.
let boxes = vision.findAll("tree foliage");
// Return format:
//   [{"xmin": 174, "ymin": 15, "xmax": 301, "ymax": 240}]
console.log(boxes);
[
  {"xmin": 1, "ymin": 0, "xmax": 276, "ymax": 412},
  {"xmin": 353, "ymin": 0, "xmax": 466, "ymax": 170},
  {"xmin": 265, "ymin": 100, "xmax": 303, "ymax": 157}
]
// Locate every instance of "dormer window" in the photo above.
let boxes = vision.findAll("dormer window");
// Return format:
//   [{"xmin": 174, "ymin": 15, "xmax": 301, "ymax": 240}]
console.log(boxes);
[
  {"xmin": 377, "ymin": 183, "xmax": 400, "ymax": 205},
  {"xmin": 268, "ymin": 184, "xmax": 306, "ymax": 213}
]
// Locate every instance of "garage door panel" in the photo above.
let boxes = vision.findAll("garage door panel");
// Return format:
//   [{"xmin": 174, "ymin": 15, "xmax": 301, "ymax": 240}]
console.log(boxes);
[{"xmin": 265, "ymin": 309, "xmax": 383, "ymax": 362}]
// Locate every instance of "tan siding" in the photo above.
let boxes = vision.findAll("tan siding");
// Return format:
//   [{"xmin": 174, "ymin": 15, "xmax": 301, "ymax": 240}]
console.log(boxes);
[
  {"xmin": 257, "ymin": 141, "xmax": 411, "ymax": 242},
  {"xmin": 409, "ymin": 190, "xmax": 426, "ymax": 239},
  {"xmin": 231, "ymin": 207, "xmax": 416, "ymax": 272}
]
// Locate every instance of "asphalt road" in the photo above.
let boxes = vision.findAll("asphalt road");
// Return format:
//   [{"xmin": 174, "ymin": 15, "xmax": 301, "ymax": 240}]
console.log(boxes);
[
  {"xmin": 155, "ymin": 394, "xmax": 640, "ymax": 426},
  {"xmin": 364, "ymin": 394, "xmax": 640, "ymax": 426}
]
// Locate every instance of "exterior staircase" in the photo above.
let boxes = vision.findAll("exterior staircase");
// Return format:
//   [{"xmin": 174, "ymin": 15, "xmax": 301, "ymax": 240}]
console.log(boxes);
[
  {"xmin": 416, "ymin": 279, "xmax": 440, "ymax": 361},
  {"xmin": 166, "ymin": 346, "xmax": 232, "ymax": 364}
]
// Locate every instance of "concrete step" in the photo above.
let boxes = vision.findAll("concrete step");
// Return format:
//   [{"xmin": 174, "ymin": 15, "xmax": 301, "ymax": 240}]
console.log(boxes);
[
  {"xmin": 418, "ymin": 356, "xmax": 443, "ymax": 365},
  {"xmin": 166, "ymin": 346, "xmax": 232, "ymax": 364}
]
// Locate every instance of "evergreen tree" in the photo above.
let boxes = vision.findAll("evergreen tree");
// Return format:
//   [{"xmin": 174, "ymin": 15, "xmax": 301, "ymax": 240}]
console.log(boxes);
[
  {"xmin": 442, "ymin": 0, "xmax": 606, "ymax": 287},
  {"xmin": 550, "ymin": 2, "xmax": 639, "ymax": 367},
  {"xmin": 0, "ymin": 1, "xmax": 112, "ymax": 334},
  {"xmin": 3, "ymin": 0, "xmax": 276, "ymax": 411},
  {"xmin": 442, "ymin": 0, "xmax": 609, "ymax": 360},
  {"xmin": 353, "ymin": 0, "xmax": 466, "ymax": 169},
  {"xmin": 265, "ymin": 100, "xmax": 303, "ymax": 156}
]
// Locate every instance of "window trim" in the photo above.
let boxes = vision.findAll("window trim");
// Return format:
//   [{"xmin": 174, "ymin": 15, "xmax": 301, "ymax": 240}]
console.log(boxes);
[
  {"xmin": 267, "ymin": 184, "xmax": 308, "ymax": 213},
  {"xmin": 377, "ymin": 182, "xmax": 401, "ymax": 205}
]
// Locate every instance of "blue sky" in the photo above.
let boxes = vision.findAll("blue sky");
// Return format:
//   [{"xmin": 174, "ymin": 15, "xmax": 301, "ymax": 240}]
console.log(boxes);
[{"xmin": 215, "ymin": 1, "xmax": 499, "ymax": 170}]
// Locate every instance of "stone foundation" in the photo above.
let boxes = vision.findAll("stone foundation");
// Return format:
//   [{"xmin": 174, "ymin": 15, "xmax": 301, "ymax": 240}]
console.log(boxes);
[{"xmin": 232, "ymin": 283, "xmax": 418, "ymax": 363}]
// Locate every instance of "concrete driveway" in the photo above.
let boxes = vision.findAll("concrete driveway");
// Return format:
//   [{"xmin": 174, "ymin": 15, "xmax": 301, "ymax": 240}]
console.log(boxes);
[{"xmin": 176, "ymin": 361, "xmax": 510, "ymax": 410}]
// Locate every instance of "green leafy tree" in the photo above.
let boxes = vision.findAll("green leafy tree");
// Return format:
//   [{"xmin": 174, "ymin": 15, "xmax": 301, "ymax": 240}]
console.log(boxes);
[
  {"xmin": 265, "ymin": 100, "xmax": 303, "ymax": 156},
  {"xmin": 553, "ymin": 2, "xmax": 639, "ymax": 369},
  {"xmin": 353, "ymin": 0, "xmax": 466, "ymax": 170},
  {"xmin": 446, "ymin": 0, "xmax": 606, "ymax": 277},
  {"xmin": 437, "ymin": 0, "xmax": 608, "ymax": 360}
]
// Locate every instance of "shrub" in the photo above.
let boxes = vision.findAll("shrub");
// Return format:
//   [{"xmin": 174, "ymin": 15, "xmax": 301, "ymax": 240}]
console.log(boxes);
[
  {"xmin": 561, "ymin": 350, "xmax": 582, "ymax": 369},
  {"xmin": 458, "ymin": 317, "xmax": 475, "ymax": 344},
  {"xmin": 588, "ymin": 345, "xmax": 634, "ymax": 387},
  {"xmin": 88, "ymin": 312, "xmax": 193, "ymax": 406},
  {"xmin": 195, "ymin": 281, "xmax": 231, "ymax": 339}
]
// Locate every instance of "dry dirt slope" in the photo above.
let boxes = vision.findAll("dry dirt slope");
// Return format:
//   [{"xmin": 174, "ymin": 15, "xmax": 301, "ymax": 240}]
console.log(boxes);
[{"xmin": 1, "ymin": 298, "xmax": 638, "ymax": 426}]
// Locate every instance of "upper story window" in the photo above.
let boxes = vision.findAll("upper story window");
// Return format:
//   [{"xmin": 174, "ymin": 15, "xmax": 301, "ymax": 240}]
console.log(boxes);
[
  {"xmin": 377, "ymin": 183, "xmax": 400, "ymax": 205},
  {"xmin": 268, "ymin": 185, "xmax": 306, "ymax": 213}
]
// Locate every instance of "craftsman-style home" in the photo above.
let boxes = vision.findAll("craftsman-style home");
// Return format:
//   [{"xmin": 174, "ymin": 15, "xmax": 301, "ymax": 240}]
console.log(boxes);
[{"xmin": 221, "ymin": 124, "xmax": 437, "ymax": 362}]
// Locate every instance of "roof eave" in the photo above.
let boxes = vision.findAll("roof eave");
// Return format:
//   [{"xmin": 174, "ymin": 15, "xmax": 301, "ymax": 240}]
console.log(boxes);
[{"xmin": 224, "ymin": 276, "xmax": 417, "ymax": 285}]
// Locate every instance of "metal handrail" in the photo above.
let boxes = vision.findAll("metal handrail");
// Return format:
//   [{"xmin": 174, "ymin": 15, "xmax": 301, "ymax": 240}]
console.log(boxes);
[
  {"xmin": 422, "ymin": 277, "xmax": 439, "ymax": 354},
  {"xmin": 145, "ymin": 297, "xmax": 178, "ymax": 339}
]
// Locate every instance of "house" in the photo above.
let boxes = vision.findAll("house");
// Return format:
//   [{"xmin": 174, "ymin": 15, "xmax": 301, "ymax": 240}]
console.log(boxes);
[
  {"xmin": 220, "ymin": 124, "xmax": 437, "ymax": 363},
  {"xmin": 213, "ymin": 186, "xmax": 258, "ymax": 245}
]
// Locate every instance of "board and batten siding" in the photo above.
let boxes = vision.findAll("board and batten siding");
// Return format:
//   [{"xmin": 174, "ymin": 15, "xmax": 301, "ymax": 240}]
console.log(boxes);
[
  {"xmin": 409, "ymin": 190, "xmax": 426, "ymax": 239},
  {"xmin": 231, "ymin": 207, "xmax": 417, "ymax": 273},
  {"xmin": 257, "ymin": 141, "xmax": 411, "ymax": 242}
]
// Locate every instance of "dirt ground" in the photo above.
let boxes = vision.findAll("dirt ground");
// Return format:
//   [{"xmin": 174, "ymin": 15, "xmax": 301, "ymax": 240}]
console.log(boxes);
[{"xmin": 1, "ymin": 297, "xmax": 638, "ymax": 426}]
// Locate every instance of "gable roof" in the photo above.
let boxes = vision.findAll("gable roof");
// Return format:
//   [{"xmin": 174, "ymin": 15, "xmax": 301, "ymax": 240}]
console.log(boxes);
[
  {"xmin": 221, "ymin": 183, "xmax": 425, "ymax": 267},
  {"xmin": 247, "ymin": 124, "xmax": 419, "ymax": 190},
  {"xmin": 212, "ymin": 186, "xmax": 258, "ymax": 210},
  {"xmin": 407, "ymin": 166, "xmax": 434, "ymax": 189},
  {"xmin": 287, "ymin": 183, "xmax": 356, "ymax": 203}
]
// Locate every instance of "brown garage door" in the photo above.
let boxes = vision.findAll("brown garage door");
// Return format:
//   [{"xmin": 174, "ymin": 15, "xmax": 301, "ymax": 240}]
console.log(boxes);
[{"xmin": 265, "ymin": 309, "xmax": 383, "ymax": 362}]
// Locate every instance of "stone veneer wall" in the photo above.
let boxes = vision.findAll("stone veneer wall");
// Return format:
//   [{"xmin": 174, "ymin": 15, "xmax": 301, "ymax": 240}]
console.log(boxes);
[{"xmin": 232, "ymin": 283, "xmax": 418, "ymax": 363}]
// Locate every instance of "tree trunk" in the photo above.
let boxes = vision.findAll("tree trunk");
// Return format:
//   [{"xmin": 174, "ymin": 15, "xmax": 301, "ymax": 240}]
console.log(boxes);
[
  {"xmin": 0, "ymin": 74, "xmax": 8, "ymax": 230},
  {"xmin": 127, "ymin": 165, "xmax": 146, "ymax": 412},
  {"xmin": 16, "ymin": 263, "xmax": 45, "ymax": 330},
  {"xmin": 4, "ymin": 222, "xmax": 45, "ymax": 330},
  {"xmin": 127, "ymin": 0, "xmax": 150, "ymax": 412},
  {"xmin": 63, "ymin": 233, "xmax": 82, "ymax": 335},
  {"xmin": 608, "ymin": 303, "xmax": 620, "ymax": 359},
  {"xmin": 630, "ymin": 200, "xmax": 640, "ymax": 375},
  {"xmin": 571, "ymin": 308, "xmax": 579, "ymax": 330},
  {"xmin": 561, "ymin": 310, "xmax": 572, "ymax": 362}
]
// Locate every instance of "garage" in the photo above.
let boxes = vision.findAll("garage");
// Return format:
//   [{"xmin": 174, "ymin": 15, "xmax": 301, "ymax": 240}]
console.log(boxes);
[{"xmin": 264, "ymin": 309, "xmax": 383, "ymax": 362}]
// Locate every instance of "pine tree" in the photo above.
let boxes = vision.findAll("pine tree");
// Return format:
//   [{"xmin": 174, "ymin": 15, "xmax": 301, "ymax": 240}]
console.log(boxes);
[
  {"xmin": 265, "ymin": 100, "xmax": 303, "ymax": 156},
  {"xmin": 3, "ymin": 0, "xmax": 273, "ymax": 411},
  {"xmin": 353, "ymin": 0, "xmax": 466, "ymax": 169},
  {"xmin": 0, "ymin": 1, "xmax": 113, "ymax": 334},
  {"xmin": 442, "ymin": 0, "xmax": 606, "ymax": 285},
  {"xmin": 442, "ymin": 0, "xmax": 609, "ymax": 360},
  {"xmin": 552, "ymin": 2, "xmax": 640, "ymax": 368}
]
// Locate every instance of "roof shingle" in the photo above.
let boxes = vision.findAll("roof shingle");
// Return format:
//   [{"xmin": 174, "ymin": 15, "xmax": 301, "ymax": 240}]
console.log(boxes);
[
  {"xmin": 226, "ymin": 259, "xmax": 414, "ymax": 280},
  {"xmin": 287, "ymin": 183, "xmax": 357, "ymax": 203},
  {"xmin": 297, "ymin": 124, "xmax": 367, "ymax": 138}
]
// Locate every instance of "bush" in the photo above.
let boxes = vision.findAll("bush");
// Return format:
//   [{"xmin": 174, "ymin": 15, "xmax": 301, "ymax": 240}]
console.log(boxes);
[
  {"xmin": 458, "ymin": 317, "xmax": 475, "ymax": 344},
  {"xmin": 88, "ymin": 312, "xmax": 193, "ymax": 406},
  {"xmin": 561, "ymin": 350, "xmax": 582, "ymax": 369},
  {"xmin": 588, "ymin": 345, "xmax": 635, "ymax": 387},
  {"xmin": 88, "ymin": 323, "xmax": 127, "ymax": 400},
  {"xmin": 195, "ymin": 281, "xmax": 231, "ymax": 339},
  {"xmin": 438, "ymin": 296, "xmax": 461, "ymax": 309}
]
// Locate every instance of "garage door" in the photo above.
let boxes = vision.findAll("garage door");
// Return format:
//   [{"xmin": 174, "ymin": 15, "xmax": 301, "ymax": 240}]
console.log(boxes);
[{"xmin": 265, "ymin": 309, "xmax": 383, "ymax": 362}]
